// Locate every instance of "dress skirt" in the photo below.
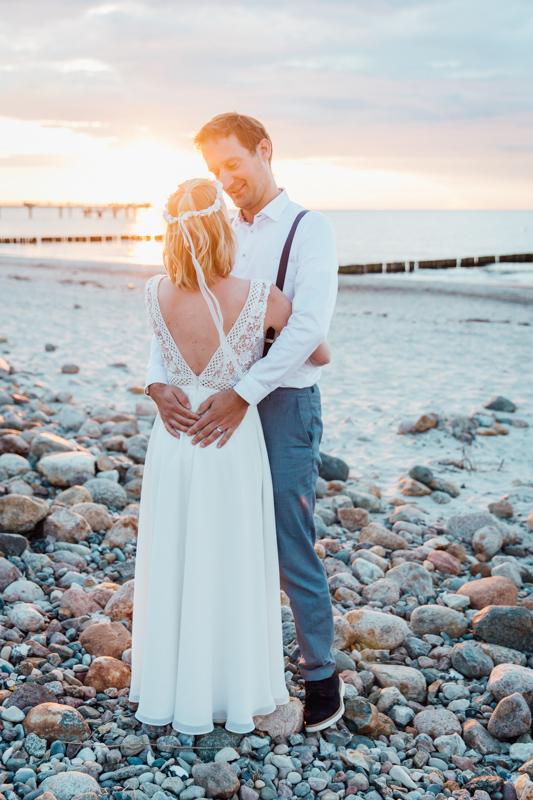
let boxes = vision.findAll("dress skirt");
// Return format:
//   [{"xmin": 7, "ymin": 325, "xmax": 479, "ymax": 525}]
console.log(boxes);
[{"xmin": 128, "ymin": 384, "xmax": 290, "ymax": 734}]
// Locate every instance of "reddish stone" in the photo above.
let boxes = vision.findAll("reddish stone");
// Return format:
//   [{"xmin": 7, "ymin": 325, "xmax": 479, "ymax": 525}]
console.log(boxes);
[
  {"xmin": 457, "ymin": 576, "xmax": 518, "ymax": 610},
  {"xmin": 84, "ymin": 656, "xmax": 131, "ymax": 692},
  {"xmin": 337, "ymin": 507, "xmax": 370, "ymax": 531},
  {"xmin": 446, "ymin": 542, "xmax": 468, "ymax": 563},
  {"xmin": 78, "ymin": 621, "xmax": 132, "ymax": 659},
  {"xmin": 427, "ymin": 550, "xmax": 463, "ymax": 575},
  {"xmin": 470, "ymin": 563, "xmax": 492, "ymax": 578}
]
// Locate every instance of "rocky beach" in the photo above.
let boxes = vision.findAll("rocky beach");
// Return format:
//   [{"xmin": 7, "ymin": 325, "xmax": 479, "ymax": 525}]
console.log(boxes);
[{"xmin": 0, "ymin": 258, "xmax": 533, "ymax": 800}]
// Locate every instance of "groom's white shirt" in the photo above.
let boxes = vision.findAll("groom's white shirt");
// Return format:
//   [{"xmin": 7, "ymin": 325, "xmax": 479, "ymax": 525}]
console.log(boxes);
[{"xmin": 145, "ymin": 188, "xmax": 338, "ymax": 406}]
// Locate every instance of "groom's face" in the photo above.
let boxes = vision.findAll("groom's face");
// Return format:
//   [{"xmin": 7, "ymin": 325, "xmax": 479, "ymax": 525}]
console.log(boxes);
[{"xmin": 202, "ymin": 134, "xmax": 271, "ymax": 212}]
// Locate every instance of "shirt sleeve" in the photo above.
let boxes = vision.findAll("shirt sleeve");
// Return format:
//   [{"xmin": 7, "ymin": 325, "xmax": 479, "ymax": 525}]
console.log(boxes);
[
  {"xmin": 233, "ymin": 212, "xmax": 338, "ymax": 406},
  {"xmin": 145, "ymin": 334, "xmax": 169, "ymax": 391}
]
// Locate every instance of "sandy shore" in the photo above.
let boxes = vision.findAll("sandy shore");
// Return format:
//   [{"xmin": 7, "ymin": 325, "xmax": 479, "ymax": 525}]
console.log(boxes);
[{"xmin": 2, "ymin": 257, "xmax": 532, "ymax": 524}]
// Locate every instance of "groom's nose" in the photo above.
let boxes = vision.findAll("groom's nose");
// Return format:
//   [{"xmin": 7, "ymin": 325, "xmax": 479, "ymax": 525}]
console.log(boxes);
[{"xmin": 219, "ymin": 173, "xmax": 234, "ymax": 191}]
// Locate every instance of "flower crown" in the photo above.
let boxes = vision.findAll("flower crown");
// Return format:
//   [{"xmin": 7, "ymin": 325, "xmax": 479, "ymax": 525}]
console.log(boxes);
[{"xmin": 163, "ymin": 179, "xmax": 223, "ymax": 225}]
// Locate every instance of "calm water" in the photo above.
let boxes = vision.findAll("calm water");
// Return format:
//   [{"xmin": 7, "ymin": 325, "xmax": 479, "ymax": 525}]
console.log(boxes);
[{"xmin": 1, "ymin": 207, "xmax": 532, "ymax": 282}]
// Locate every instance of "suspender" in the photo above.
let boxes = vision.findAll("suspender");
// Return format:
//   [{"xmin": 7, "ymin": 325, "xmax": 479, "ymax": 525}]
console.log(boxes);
[{"xmin": 262, "ymin": 210, "xmax": 309, "ymax": 358}]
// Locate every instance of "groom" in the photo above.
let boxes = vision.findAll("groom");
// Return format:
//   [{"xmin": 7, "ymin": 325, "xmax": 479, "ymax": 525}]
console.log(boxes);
[{"xmin": 145, "ymin": 112, "xmax": 342, "ymax": 732}]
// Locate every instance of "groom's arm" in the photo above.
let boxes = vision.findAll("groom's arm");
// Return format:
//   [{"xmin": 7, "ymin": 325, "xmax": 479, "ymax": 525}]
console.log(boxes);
[
  {"xmin": 234, "ymin": 213, "xmax": 338, "ymax": 404},
  {"xmin": 188, "ymin": 213, "xmax": 338, "ymax": 446}
]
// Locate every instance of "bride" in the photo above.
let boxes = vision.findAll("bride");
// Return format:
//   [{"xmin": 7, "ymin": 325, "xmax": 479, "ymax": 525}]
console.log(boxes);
[{"xmin": 128, "ymin": 177, "xmax": 330, "ymax": 734}]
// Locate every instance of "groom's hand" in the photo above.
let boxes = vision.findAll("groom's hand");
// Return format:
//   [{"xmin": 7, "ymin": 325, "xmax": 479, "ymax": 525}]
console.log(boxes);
[
  {"xmin": 148, "ymin": 384, "xmax": 200, "ymax": 438},
  {"xmin": 188, "ymin": 389, "xmax": 249, "ymax": 448}
]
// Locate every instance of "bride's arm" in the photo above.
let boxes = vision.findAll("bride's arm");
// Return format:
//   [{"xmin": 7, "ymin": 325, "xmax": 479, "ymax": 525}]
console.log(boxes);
[{"xmin": 265, "ymin": 285, "xmax": 331, "ymax": 367}]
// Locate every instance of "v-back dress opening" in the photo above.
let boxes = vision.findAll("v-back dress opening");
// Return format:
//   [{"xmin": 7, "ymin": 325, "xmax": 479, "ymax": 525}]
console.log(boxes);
[{"xmin": 128, "ymin": 275, "xmax": 290, "ymax": 734}]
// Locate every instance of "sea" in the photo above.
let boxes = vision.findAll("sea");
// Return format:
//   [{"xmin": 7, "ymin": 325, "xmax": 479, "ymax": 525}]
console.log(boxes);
[{"xmin": 1, "ymin": 206, "xmax": 532, "ymax": 285}]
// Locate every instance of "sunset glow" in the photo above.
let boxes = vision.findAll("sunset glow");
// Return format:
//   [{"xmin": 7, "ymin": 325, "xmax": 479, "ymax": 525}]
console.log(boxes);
[{"xmin": 1, "ymin": 1, "xmax": 532, "ymax": 210}]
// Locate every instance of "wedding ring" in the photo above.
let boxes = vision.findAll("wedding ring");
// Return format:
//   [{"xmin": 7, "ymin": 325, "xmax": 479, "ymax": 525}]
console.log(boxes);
[{"xmin": 215, "ymin": 427, "xmax": 224, "ymax": 434}]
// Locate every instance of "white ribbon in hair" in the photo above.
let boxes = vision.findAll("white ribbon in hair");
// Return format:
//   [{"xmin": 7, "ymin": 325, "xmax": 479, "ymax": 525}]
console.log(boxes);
[{"xmin": 164, "ymin": 180, "xmax": 243, "ymax": 380}]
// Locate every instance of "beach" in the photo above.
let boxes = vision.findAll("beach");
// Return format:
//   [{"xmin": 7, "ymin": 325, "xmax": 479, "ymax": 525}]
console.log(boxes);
[
  {"xmin": 2, "ymin": 258, "xmax": 532, "ymax": 511},
  {"xmin": 2, "ymin": 257, "xmax": 533, "ymax": 797}
]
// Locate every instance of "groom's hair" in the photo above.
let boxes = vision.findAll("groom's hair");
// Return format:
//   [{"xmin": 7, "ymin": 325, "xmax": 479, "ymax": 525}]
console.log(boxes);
[{"xmin": 194, "ymin": 112, "xmax": 273, "ymax": 165}]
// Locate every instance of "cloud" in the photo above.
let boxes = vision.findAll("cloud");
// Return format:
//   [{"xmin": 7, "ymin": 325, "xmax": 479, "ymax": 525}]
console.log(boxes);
[{"xmin": 0, "ymin": 0, "xmax": 531, "ymax": 206}]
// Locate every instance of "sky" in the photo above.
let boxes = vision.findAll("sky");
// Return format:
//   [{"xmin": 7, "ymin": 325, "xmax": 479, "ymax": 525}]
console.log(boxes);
[{"xmin": 0, "ymin": 0, "xmax": 532, "ymax": 209}]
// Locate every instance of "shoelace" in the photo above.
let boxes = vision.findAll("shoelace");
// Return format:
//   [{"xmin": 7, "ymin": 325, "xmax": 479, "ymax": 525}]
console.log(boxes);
[{"xmin": 304, "ymin": 677, "xmax": 338, "ymax": 698}]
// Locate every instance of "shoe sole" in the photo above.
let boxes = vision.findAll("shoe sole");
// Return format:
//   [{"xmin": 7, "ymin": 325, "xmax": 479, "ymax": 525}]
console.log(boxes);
[{"xmin": 304, "ymin": 676, "xmax": 346, "ymax": 733}]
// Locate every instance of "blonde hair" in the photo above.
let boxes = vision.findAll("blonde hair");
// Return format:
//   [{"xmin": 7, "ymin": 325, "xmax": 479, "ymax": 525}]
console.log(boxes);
[{"xmin": 163, "ymin": 178, "xmax": 236, "ymax": 290}]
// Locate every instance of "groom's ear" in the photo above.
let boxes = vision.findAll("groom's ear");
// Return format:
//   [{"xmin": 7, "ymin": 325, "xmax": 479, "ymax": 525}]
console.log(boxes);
[{"xmin": 257, "ymin": 138, "xmax": 272, "ymax": 165}]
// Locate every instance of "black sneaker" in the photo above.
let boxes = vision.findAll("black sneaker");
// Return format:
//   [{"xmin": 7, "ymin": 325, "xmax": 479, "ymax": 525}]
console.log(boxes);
[{"xmin": 303, "ymin": 671, "xmax": 345, "ymax": 732}]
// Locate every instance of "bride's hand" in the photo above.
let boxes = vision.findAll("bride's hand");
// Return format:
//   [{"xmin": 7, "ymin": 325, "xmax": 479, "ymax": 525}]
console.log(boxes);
[
  {"xmin": 187, "ymin": 389, "xmax": 249, "ymax": 448},
  {"xmin": 148, "ymin": 384, "xmax": 201, "ymax": 438}
]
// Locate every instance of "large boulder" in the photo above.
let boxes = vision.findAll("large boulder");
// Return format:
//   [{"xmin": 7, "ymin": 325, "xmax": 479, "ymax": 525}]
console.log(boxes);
[
  {"xmin": 191, "ymin": 761, "xmax": 241, "ymax": 799},
  {"xmin": 3, "ymin": 578, "xmax": 44, "ymax": 603},
  {"xmin": 253, "ymin": 697, "xmax": 304, "ymax": 738},
  {"xmin": 84, "ymin": 656, "xmax": 131, "ymax": 692},
  {"xmin": 488, "ymin": 663, "xmax": 533, "ymax": 702},
  {"xmin": 0, "ymin": 453, "xmax": 31, "ymax": 478},
  {"xmin": 445, "ymin": 512, "xmax": 510, "ymax": 544},
  {"xmin": 104, "ymin": 579, "xmax": 134, "ymax": 625},
  {"xmin": 413, "ymin": 708, "xmax": 462, "ymax": 738},
  {"xmin": 23, "ymin": 702, "xmax": 91, "ymax": 742},
  {"xmin": 4, "ymin": 681, "xmax": 57, "ymax": 710},
  {"xmin": 487, "ymin": 692, "xmax": 531, "ymax": 739},
  {"xmin": 462, "ymin": 719, "xmax": 502, "ymax": 755},
  {"xmin": 358, "ymin": 522, "xmax": 408, "ymax": 551},
  {"xmin": 426, "ymin": 550, "xmax": 463, "ymax": 575},
  {"xmin": 78, "ymin": 621, "xmax": 132, "ymax": 659},
  {"xmin": 319, "ymin": 453, "xmax": 349, "ymax": 481},
  {"xmin": 345, "ymin": 609, "xmax": 409, "ymax": 649},
  {"xmin": 40, "ymin": 771, "xmax": 100, "ymax": 800},
  {"xmin": 38, "ymin": 451, "xmax": 96, "ymax": 487},
  {"xmin": 343, "ymin": 694, "xmax": 380, "ymax": 735},
  {"xmin": 456, "ymin": 576, "xmax": 518, "ymax": 609},
  {"xmin": 368, "ymin": 664, "xmax": 426, "ymax": 702},
  {"xmin": 0, "ymin": 495, "xmax": 49, "ymax": 534},
  {"xmin": 71, "ymin": 501, "xmax": 114, "ymax": 531},
  {"xmin": 43, "ymin": 506, "xmax": 92, "ymax": 543},
  {"xmin": 0, "ymin": 532, "xmax": 28, "ymax": 557},
  {"xmin": 31, "ymin": 431, "xmax": 79, "ymax": 459},
  {"xmin": 7, "ymin": 602, "xmax": 46, "ymax": 632},
  {"xmin": 0, "ymin": 556, "xmax": 23, "ymax": 591},
  {"xmin": 472, "ymin": 606, "xmax": 533, "ymax": 653},
  {"xmin": 59, "ymin": 586, "xmax": 102, "ymax": 617},
  {"xmin": 103, "ymin": 516, "xmax": 138, "ymax": 549},
  {"xmin": 333, "ymin": 616, "xmax": 357, "ymax": 650},
  {"xmin": 451, "ymin": 641, "xmax": 494, "ymax": 678},
  {"xmin": 410, "ymin": 605, "xmax": 468, "ymax": 638},
  {"xmin": 386, "ymin": 562, "xmax": 434, "ymax": 597},
  {"xmin": 83, "ymin": 478, "xmax": 127, "ymax": 509}
]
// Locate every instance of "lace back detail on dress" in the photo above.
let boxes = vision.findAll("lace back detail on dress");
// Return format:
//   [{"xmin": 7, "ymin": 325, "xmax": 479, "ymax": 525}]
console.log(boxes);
[{"xmin": 145, "ymin": 275, "xmax": 271, "ymax": 391}]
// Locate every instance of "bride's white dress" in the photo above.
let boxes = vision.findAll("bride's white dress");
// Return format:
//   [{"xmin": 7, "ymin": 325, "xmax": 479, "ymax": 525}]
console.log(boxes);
[{"xmin": 128, "ymin": 274, "xmax": 290, "ymax": 734}]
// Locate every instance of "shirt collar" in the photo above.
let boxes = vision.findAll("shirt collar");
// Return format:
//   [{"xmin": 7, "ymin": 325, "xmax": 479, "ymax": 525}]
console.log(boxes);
[{"xmin": 235, "ymin": 188, "xmax": 290, "ymax": 226}]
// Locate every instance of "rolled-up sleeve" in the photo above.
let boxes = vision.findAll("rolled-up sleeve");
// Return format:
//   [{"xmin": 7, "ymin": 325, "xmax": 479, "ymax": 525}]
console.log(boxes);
[
  {"xmin": 233, "ymin": 212, "xmax": 338, "ymax": 406},
  {"xmin": 145, "ymin": 334, "xmax": 168, "ymax": 390}
]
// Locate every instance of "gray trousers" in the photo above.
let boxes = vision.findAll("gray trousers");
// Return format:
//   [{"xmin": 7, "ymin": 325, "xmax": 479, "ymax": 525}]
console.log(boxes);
[{"xmin": 258, "ymin": 385, "xmax": 336, "ymax": 681}]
